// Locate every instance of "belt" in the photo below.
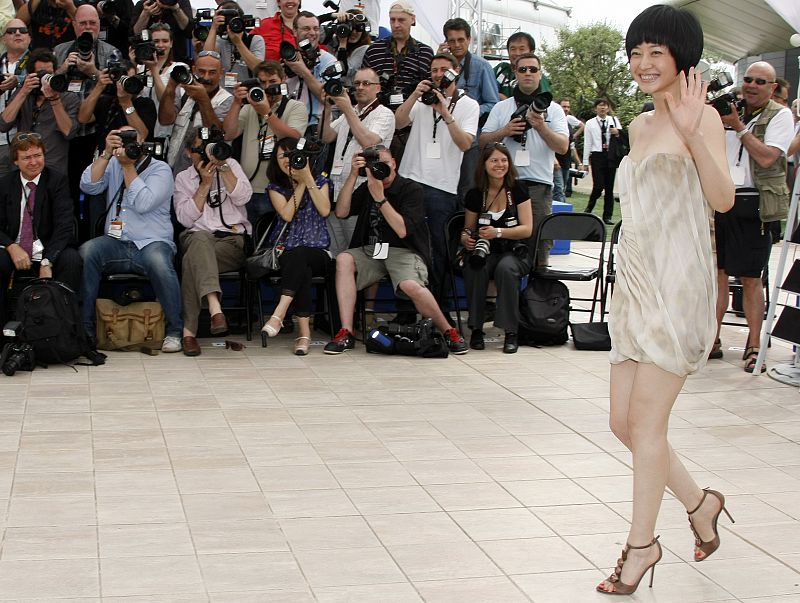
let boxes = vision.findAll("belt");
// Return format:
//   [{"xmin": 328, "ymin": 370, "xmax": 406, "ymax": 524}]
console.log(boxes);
[{"xmin": 735, "ymin": 188, "xmax": 759, "ymax": 197}]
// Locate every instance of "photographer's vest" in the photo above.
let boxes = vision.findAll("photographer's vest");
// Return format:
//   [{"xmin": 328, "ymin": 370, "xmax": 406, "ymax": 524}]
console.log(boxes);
[
  {"xmin": 748, "ymin": 99, "xmax": 790, "ymax": 222},
  {"xmin": 167, "ymin": 88, "xmax": 232, "ymax": 167}
]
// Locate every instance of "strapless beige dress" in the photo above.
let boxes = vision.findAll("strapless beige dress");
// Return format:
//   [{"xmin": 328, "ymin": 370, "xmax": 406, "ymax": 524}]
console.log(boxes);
[{"xmin": 609, "ymin": 153, "xmax": 716, "ymax": 377}]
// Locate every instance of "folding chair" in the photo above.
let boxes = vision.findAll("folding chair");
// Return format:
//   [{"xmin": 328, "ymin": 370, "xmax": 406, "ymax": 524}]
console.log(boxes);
[
  {"xmin": 443, "ymin": 211, "xmax": 466, "ymax": 334},
  {"xmin": 602, "ymin": 220, "xmax": 623, "ymax": 318},
  {"xmin": 532, "ymin": 212, "xmax": 607, "ymax": 321}
]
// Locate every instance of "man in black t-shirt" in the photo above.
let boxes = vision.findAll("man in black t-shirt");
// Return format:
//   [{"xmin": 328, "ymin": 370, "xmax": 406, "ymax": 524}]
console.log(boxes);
[{"xmin": 323, "ymin": 145, "xmax": 468, "ymax": 355}]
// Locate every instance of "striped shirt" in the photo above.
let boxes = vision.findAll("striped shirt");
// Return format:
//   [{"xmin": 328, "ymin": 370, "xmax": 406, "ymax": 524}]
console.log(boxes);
[{"xmin": 363, "ymin": 37, "xmax": 433, "ymax": 100}]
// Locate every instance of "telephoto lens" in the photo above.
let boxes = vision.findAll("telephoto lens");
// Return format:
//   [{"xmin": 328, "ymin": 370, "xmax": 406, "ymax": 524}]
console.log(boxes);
[
  {"xmin": 120, "ymin": 75, "xmax": 145, "ymax": 95},
  {"xmin": 279, "ymin": 41, "xmax": 298, "ymax": 62},
  {"xmin": 39, "ymin": 72, "xmax": 70, "ymax": 93},
  {"xmin": 170, "ymin": 65, "xmax": 194, "ymax": 85},
  {"xmin": 75, "ymin": 32, "xmax": 94, "ymax": 62},
  {"xmin": 469, "ymin": 237, "xmax": 491, "ymax": 269}
]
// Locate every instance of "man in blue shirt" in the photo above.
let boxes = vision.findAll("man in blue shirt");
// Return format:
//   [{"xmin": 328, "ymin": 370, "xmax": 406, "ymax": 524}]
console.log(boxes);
[
  {"xmin": 78, "ymin": 126, "xmax": 182, "ymax": 352},
  {"xmin": 440, "ymin": 18, "xmax": 499, "ymax": 199}
]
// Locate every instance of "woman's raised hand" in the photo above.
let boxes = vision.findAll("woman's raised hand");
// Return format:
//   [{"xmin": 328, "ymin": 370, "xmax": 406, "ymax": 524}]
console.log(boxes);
[{"xmin": 665, "ymin": 66, "xmax": 708, "ymax": 143}]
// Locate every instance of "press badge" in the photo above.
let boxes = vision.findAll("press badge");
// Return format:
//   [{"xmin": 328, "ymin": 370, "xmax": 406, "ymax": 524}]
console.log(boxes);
[
  {"xmin": 514, "ymin": 150, "xmax": 531, "ymax": 166},
  {"xmin": 730, "ymin": 162, "xmax": 746, "ymax": 187},
  {"xmin": 330, "ymin": 157, "xmax": 345, "ymax": 176},
  {"xmin": 372, "ymin": 243, "xmax": 389, "ymax": 260},
  {"xmin": 31, "ymin": 239, "xmax": 44, "ymax": 262},
  {"xmin": 108, "ymin": 220, "xmax": 123, "ymax": 239},
  {"xmin": 426, "ymin": 142, "xmax": 441, "ymax": 159},
  {"xmin": 389, "ymin": 93, "xmax": 404, "ymax": 106},
  {"xmin": 260, "ymin": 135, "xmax": 275, "ymax": 160},
  {"xmin": 68, "ymin": 80, "xmax": 82, "ymax": 93},
  {"xmin": 224, "ymin": 72, "xmax": 238, "ymax": 89}
]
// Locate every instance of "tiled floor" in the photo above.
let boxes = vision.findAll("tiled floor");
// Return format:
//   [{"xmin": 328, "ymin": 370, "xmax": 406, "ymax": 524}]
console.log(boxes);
[{"xmin": 1, "ymin": 250, "xmax": 799, "ymax": 601}]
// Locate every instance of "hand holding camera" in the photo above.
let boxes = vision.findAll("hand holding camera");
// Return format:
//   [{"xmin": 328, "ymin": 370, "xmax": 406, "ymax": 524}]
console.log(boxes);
[{"xmin": 0, "ymin": 73, "xmax": 18, "ymax": 93}]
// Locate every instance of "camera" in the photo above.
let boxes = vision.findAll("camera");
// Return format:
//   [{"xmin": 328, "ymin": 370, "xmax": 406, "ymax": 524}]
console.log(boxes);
[
  {"xmin": 468, "ymin": 213, "xmax": 494, "ymax": 269},
  {"xmin": 97, "ymin": 0, "xmax": 118, "ymax": 16},
  {"xmin": 508, "ymin": 102, "xmax": 531, "ymax": 143},
  {"xmin": 75, "ymin": 31, "xmax": 94, "ymax": 62},
  {"xmin": 1, "ymin": 342, "xmax": 35, "ymax": 377},
  {"xmin": 239, "ymin": 78, "xmax": 265, "ymax": 103},
  {"xmin": 357, "ymin": 145, "xmax": 390, "ymax": 179},
  {"xmin": 420, "ymin": 68, "xmax": 458, "ymax": 105},
  {"xmin": 119, "ymin": 74, "xmax": 145, "ymax": 95},
  {"xmin": 321, "ymin": 61, "xmax": 345, "ymax": 97},
  {"xmin": 38, "ymin": 70, "xmax": 70, "ymax": 94},
  {"xmin": 106, "ymin": 58, "xmax": 127, "ymax": 82},
  {"xmin": 706, "ymin": 72, "xmax": 743, "ymax": 117},
  {"xmin": 215, "ymin": 8, "xmax": 239, "ymax": 35},
  {"xmin": 529, "ymin": 90, "xmax": 553, "ymax": 113},
  {"xmin": 170, "ymin": 64, "xmax": 194, "ymax": 85},
  {"xmin": 265, "ymin": 82, "xmax": 288, "ymax": 97},
  {"xmin": 192, "ymin": 126, "xmax": 232, "ymax": 162},
  {"xmin": 131, "ymin": 29, "xmax": 158, "ymax": 64},
  {"xmin": 384, "ymin": 318, "xmax": 434, "ymax": 342},
  {"xmin": 192, "ymin": 9, "xmax": 213, "ymax": 41},
  {"xmin": 279, "ymin": 38, "xmax": 319, "ymax": 76},
  {"xmin": 287, "ymin": 137, "xmax": 322, "ymax": 170},
  {"xmin": 568, "ymin": 168, "xmax": 588, "ymax": 179}
]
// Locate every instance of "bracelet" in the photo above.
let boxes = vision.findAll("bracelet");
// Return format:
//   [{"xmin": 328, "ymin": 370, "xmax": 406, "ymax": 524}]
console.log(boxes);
[
  {"xmin": 445, "ymin": 118, "xmax": 455, "ymax": 125},
  {"xmin": 100, "ymin": 150, "xmax": 113, "ymax": 161},
  {"xmin": 735, "ymin": 129, "xmax": 748, "ymax": 139},
  {"xmin": 496, "ymin": 228, "xmax": 503, "ymax": 239},
  {"xmin": 216, "ymin": 163, "xmax": 231, "ymax": 173}
]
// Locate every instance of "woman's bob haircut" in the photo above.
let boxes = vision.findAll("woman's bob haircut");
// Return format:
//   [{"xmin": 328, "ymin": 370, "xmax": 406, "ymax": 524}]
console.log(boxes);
[{"xmin": 625, "ymin": 4, "xmax": 703, "ymax": 75}]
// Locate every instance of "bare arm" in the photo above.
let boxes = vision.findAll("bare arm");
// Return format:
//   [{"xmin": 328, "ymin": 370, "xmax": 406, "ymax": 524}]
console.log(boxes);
[
  {"xmin": 158, "ymin": 78, "xmax": 178, "ymax": 125},
  {"xmin": 789, "ymin": 130, "xmax": 800, "ymax": 158}
]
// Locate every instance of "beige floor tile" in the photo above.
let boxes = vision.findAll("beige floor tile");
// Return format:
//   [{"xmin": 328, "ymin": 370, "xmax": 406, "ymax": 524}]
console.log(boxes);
[
  {"xmin": 181, "ymin": 492, "xmax": 270, "ymax": 523},
  {"xmin": 11, "ymin": 471, "xmax": 95, "ymax": 497},
  {"xmin": 327, "ymin": 461, "xmax": 416, "ymax": 488},
  {"xmin": 15, "ymin": 448, "xmax": 94, "ymax": 473},
  {"xmin": 22, "ymin": 413, "xmax": 92, "ymax": 432},
  {"xmin": 531, "ymin": 503, "xmax": 630, "ymax": 536},
  {"xmin": 92, "ymin": 428, "xmax": 166, "ymax": 450},
  {"xmin": 314, "ymin": 582, "xmax": 422, "ymax": 603},
  {"xmin": 366, "ymin": 512, "xmax": 469, "ymax": 546},
  {"xmin": 387, "ymin": 541, "xmax": 502, "ymax": 581},
  {"xmin": 190, "ymin": 519, "xmax": 288, "ymax": 554},
  {"xmin": 424, "ymin": 482, "xmax": 523, "ymax": 511},
  {"xmin": 402, "ymin": 459, "xmax": 492, "ymax": 485},
  {"xmin": 501, "ymin": 478, "xmax": 599, "ymax": 507},
  {"xmin": 480, "ymin": 536, "xmax": 594, "ymax": 574},
  {"xmin": 475, "ymin": 455, "xmax": 566, "ymax": 481},
  {"xmin": 294, "ymin": 547, "xmax": 405, "ymax": 587},
  {"xmin": 450, "ymin": 507, "xmax": 555, "ymax": 540},
  {"xmin": 198, "ymin": 552, "xmax": 307, "ymax": 592},
  {"xmin": 98, "ymin": 523, "xmax": 195, "ymax": 558},
  {"xmin": 100, "ymin": 556, "xmax": 205, "ymax": 597},
  {"xmin": 210, "ymin": 591, "xmax": 314, "ymax": 603},
  {"xmin": 345, "ymin": 485, "xmax": 441, "ymax": 515},
  {"xmin": 413, "ymin": 576, "xmax": 529, "ymax": 603},
  {"xmin": 265, "ymin": 489, "xmax": 358, "ymax": 518},
  {"xmin": 7, "ymin": 495, "xmax": 96, "ymax": 527},
  {"xmin": 94, "ymin": 447, "xmax": 173, "ymax": 471},
  {"xmin": 511, "ymin": 569, "xmax": 621, "ymax": 603},
  {"xmin": 243, "ymin": 443, "xmax": 325, "ymax": 467},
  {"xmin": 1, "ymin": 526, "xmax": 97, "ymax": 560},
  {"xmin": 0, "ymin": 558, "xmax": 99, "ymax": 598},
  {"xmin": 174, "ymin": 467, "xmax": 260, "ymax": 494},
  {"xmin": 313, "ymin": 441, "xmax": 395, "ymax": 464},
  {"xmin": 95, "ymin": 469, "xmax": 179, "ymax": 498},
  {"xmin": 97, "ymin": 494, "xmax": 186, "ymax": 524},
  {"xmin": 253, "ymin": 464, "xmax": 340, "ymax": 491},
  {"xmin": 280, "ymin": 516, "xmax": 380, "ymax": 550}
]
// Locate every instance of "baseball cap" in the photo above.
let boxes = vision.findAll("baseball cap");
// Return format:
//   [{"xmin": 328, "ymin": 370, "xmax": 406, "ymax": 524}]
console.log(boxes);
[{"xmin": 389, "ymin": 1, "xmax": 415, "ymax": 16}]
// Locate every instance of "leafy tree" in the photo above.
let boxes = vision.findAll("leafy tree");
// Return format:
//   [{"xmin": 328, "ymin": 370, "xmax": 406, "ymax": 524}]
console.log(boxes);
[{"xmin": 541, "ymin": 23, "xmax": 646, "ymax": 126}]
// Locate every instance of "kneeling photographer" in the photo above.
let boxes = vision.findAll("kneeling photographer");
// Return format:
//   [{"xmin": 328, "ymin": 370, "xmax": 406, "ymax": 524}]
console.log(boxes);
[
  {"xmin": 461, "ymin": 142, "xmax": 533, "ymax": 354},
  {"xmin": 78, "ymin": 58, "xmax": 157, "ymax": 154},
  {"xmin": 173, "ymin": 126, "xmax": 253, "ymax": 357}
]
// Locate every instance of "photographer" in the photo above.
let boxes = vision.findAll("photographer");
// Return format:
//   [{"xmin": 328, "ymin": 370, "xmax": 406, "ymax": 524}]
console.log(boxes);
[
  {"xmin": 0, "ymin": 19, "xmax": 31, "ymax": 176},
  {"xmin": 324, "ymin": 145, "xmax": 468, "ymax": 355},
  {"xmin": 0, "ymin": 132, "xmax": 81, "ymax": 326},
  {"xmin": 159, "ymin": 49, "xmax": 233, "ymax": 174},
  {"xmin": 325, "ymin": 8, "xmax": 372, "ymax": 88},
  {"xmin": 251, "ymin": 0, "xmax": 298, "ymax": 62},
  {"xmin": 202, "ymin": 1, "xmax": 265, "ymax": 82},
  {"xmin": 481, "ymin": 52, "xmax": 568, "ymax": 267},
  {"xmin": 78, "ymin": 126, "xmax": 180, "ymax": 352},
  {"xmin": 395, "ymin": 52, "xmax": 479, "ymax": 308},
  {"xmin": 138, "ymin": 22, "xmax": 187, "ymax": 140},
  {"xmin": 260, "ymin": 137, "xmax": 331, "ymax": 356},
  {"xmin": 77, "ymin": 59, "xmax": 156, "ymax": 153},
  {"xmin": 320, "ymin": 66, "xmax": 395, "ymax": 255},
  {"xmin": 17, "ymin": 0, "xmax": 77, "ymax": 50},
  {"xmin": 222, "ymin": 60, "xmax": 307, "ymax": 224},
  {"xmin": 132, "ymin": 0, "xmax": 193, "ymax": 63},
  {"xmin": 461, "ymin": 143, "xmax": 532, "ymax": 354},
  {"xmin": 0, "ymin": 49, "xmax": 80, "ymax": 171},
  {"xmin": 281, "ymin": 10, "xmax": 336, "ymax": 131},
  {"xmin": 713, "ymin": 61, "xmax": 794, "ymax": 373},
  {"xmin": 173, "ymin": 126, "xmax": 252, "ymax": 357},
  {"xmin": 582, "ymin": 98, "xmax": 622, "ymax": 225},
  {"xmin": 95, "ymin": 0, "xmax": 134, "ymax": 57}
]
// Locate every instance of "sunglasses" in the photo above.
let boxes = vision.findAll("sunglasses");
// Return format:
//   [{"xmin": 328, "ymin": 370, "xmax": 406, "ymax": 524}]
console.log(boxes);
[
  {"xmin": 225, "ymin": 340, "xmax": 245, "ymax": 351},
  {"xmin": 197, "ymin": 50, "xmax": 221, "ymax": 59},
  {"xmin": 743, "ymin": 76, "xmax": 775, "ymax": 86},
  {"xmin": 5, "ymin": 27, "xmax": 28, "ymax": 34},
  {"xmin": 516, "ymin": 65, "xmax": 539, "ymax": 74},
  {"xmin": 15, "ymin": 132, "xmax": 43, "ymax": 142},
  {"xmin": 352, "ymin": 81, "xmax": 379, "ymax": 87}
]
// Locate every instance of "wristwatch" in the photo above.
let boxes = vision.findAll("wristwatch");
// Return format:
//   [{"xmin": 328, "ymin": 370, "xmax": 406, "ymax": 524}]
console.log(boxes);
[
  {"xmin": 40, "ymin": 259, "xmax": 51, "ymax": 267},
  {"xmin": 374, "ymin": 198, "xmax": 387, "ymax": 207},
  {"xmin": 216, "ymin": 163, "xmax": 231, "ymax": 173},
  {"xmin": 100, "ymin": 150, "xmax": 113, "ymax": 160},
  {"xmin": 124, "ymin": 105, "xmax": 136, "ymax": 115},
  {"xmin": 496, "ymin": 228, "xmax": 503, "ymax": 239}
]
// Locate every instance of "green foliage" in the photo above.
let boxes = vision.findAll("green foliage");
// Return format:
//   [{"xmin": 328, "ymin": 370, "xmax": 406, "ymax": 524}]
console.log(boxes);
[{"xmin": 541, "ymin": 23, "xmax": 647, "ymax": 126}]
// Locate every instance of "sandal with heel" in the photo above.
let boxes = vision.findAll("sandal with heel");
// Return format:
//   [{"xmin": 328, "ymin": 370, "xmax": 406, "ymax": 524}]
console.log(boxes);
[
  {"xmin": 261, "ymin": 315, "xmax": 283, "ymax": 338},
  {"xmin": 597, "ymin": 536, "xmax": 662, "ymax": 595},
  {"xmin": 688, "ymin": 488, "xmax": 735, "ymax": 561},
  {"xmin": 294, "ymin": 336, "xmax": 310, "ymax": 356}
]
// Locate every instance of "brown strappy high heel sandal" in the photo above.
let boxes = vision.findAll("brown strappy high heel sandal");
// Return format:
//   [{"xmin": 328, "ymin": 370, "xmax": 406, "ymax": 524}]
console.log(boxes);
[
  {"xmin": 597, "ymin": 536, "xmax": 662, "ymax": 595},
  {"xmin": 687, "ymin": 488, "xmax": 735, "ymax": 561}
]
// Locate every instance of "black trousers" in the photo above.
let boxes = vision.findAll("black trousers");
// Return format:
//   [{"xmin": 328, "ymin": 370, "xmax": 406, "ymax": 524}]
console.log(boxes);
[
  {"xmin": 463, "ymin": 251, "xmax": 532, "ymax": 333},
  {"xmin": 278, "ymin": 246, "xmax": 330, "ymax": 316},
  {"xmin": 586, "ymin": 151, "xmax": 617, "ymax": 221},
  {"xmin": 69, "ymin": 134, "xmax": 100, "ymax": 244}
]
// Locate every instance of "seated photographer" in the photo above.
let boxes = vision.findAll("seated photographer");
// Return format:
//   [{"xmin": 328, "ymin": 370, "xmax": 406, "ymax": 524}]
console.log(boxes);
[
  {"xmin": 159, "ymin": 49, "xmax": 233, "ymax": 174},
  {"xmin": 78, "ymin": 126, "xmax": 180, "ymax": 352},
  {"xmin": 260, "ymin": 137, "xmax": 331, "ymax": 356},
  {"xmin": 203, "ymin": 1, "xmax": 266, "ymax": 84},
  {"xmin": 173, "ymin": 127, "xmax": 252, "ymax": 357},
  {"xmin": 132, "ymin": 0, "xmax": 193, "ymax": 64},
  {"xmin": 77, "ymin": 59, "xmax": 157, "ymax": 154},
  {"xmin": 0, "ymin": 132, "xmax": 81, "ymax": 324},
  {"xmin": 324, "ymin": 146, "xmax": 468, "ymax": 355},
  {"xmin": 462, "ymin": 143, "xmax": 532, "ymax": 354},
  {"xmin": 222, "ymin": 60, "xmax": 307, "ymax": 224},
  {"xmin": 0, "ymin": 49, "xmax": 80, "ymax": 172}
]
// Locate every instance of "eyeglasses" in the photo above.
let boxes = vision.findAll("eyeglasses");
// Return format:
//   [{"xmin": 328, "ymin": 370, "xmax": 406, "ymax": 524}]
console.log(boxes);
[
  {"xmin": 743, "ymin": 76, "xmax": 775, "ymax": 86},
  {"xmin": 15, "ymin": 133, "xmax": 43, "ymax": 142},
  {"xmin": 353, "ymin": 81, "xmax": 379, "ymax": 87},
  {"xmin": 4, "ymin": 27, "xmax": 28, "ymax": 34},
  {"xmin": 516, "ymin": 65, "xmax": 540, "ymax": 74},
  {"xmin": 197, "ymin": 50, "xmax": 221, "ymax": 59}
]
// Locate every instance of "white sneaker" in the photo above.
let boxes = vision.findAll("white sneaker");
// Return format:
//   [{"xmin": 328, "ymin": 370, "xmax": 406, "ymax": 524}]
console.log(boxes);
[{"xmin": 162, "ymin": 336, "xmax": 182, "ymax": 353}]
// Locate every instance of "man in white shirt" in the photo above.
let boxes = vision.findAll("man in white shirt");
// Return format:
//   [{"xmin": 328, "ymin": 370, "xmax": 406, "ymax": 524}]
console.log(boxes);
[
  {"xmin": 714, "ymin": 61, "xmax": 794, "ymax": 372},
  {"xmin": 582, "ymin": 98, "xmax": 622, "ymax": 224},
  {"xmin": 321, "ymin": 66, "xmax": 395, "ymax": 255},
  {"xmin": 395, "ymin": 52, "xmax": 479, "ymax": 306}
]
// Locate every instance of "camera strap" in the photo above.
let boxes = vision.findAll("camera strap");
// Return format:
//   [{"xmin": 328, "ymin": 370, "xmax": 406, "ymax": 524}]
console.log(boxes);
[
  {"xmin": 432, "ymin": 91, "xmax": 462, "ymax": 141},
  {"xmin": 250, "ymin": 96, "xmax": 289, "ymax": 182},
  {"xmin": 481, "ymin": 187, "xmax": 513, "ymax": 215},
  {"xmin": 107, "ymin": 155, "xmax": 153, "ymax": 221},
  {"xmin": 340, "ymin": 98, "xmax": 380, "ymax": 160},
  {"xmin": 460, "ymin": 52, "xmax": 471, "ymax": 86}
]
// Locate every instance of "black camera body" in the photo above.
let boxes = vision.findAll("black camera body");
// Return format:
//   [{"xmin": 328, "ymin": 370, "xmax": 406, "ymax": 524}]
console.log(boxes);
[
  {"xmin": 1, "ymin": 342, "xmax": 35, "ymax": 377},
  {"xmin": 509, "ymin": 103, "xmax": 531, "ymax": 143},
  {"xmin": 192, "ymin": 126, "xmax": 232, "ymax": 163},
  {"xmin": 193, "ymin": 9, "xmax": 213, "ymax": 41},
  {"xmin": 288, "ymin": 137, "xmax": 322, "ymax": 170},
  {"xmin": 568, "ymin": 168, "xmax": 588, "ymax": 179},
  {"xmin": 37, "ymin": 70, "xmax": 70, "ymax": 94},
  {"xmin": 132, "ymin": 29, "xmax": 158, "ymax": 64},
  {"xmin": 420, "ymin": 69, "xmax": 458, "ymax": 105},
  {"xmin": 170, "ymin": 64, "xmax": 194, "ymax": 85},
  {"xmin": 706, "ymin": 73, "xmax": 741, "ymax": 117},
  {"xmin": 75, "ymin": 31, "xmax": 94, "ymax": 62},
  {"xmin": 119, "ymin": 74, "xmax": 145, "ymax": 95},
  {"xmin": 106, "ymin": 59, "xmax": 127, "ymax": 82},
  {"xmin": 357, "ymin": 145, "xmax": 390, "ymax": 180},
  {"xmin": 279, "ymin": 39, "xmax": 319, "ymax": 77},
  {"xmin": 321, "ymin": 61, "xmax": 345, "ymax": 97}
]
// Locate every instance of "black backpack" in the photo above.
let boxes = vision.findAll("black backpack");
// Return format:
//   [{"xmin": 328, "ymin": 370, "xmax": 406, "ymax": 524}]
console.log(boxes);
[
  {"xmin": 518, "ymin": 279, "xmax": 570, "ymax": 346},
  {"xmin": 15, "ymin": 280, "xmax": 105, "ymax": 366}
]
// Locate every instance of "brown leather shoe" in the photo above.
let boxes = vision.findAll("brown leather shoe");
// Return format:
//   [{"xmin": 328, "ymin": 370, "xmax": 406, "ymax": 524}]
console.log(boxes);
[
  {"xmin": 182, "ymin": 336, "xmax": 201, "ymax": 356},
  {"xmin": 209, "ymin": 312, "xmax": 228, "ymax": 335}
]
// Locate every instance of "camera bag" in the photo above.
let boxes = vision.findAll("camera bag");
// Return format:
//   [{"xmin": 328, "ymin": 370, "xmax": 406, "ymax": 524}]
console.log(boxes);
[
  {"xmin": 365, "ymin": 319, "xmax": 449, "ymax": 358},
  {"xmin": 16, "ymin": 279, "xmax": 104, "ymax": 366},
  {"xmin": 570, "ymin": 321, "xmax": 611, "ymax": 351},
  {"xmin": 95, "ymin": 299, "xmax": 165, "ymax": 352},
  {"xmin": 518, "ymin": 279, "xmax": 570, "ymax": 346}
]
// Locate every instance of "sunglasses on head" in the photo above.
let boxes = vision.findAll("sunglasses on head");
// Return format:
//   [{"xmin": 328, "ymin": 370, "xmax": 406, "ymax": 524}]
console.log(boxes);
[
  {"xmin": 4, "ymin": 27, "xmax": 28, "ymax": 34},
  {"xmin": 743, "ymin": 76, "xmax": 775, "ymax": 86},
  {"xmin": 16, "ymin": 133, "xmax": 43, "ymax": 142},
  {"xmin": 516, "ymin": 65, "xmax": 539, "ymax": 74}
]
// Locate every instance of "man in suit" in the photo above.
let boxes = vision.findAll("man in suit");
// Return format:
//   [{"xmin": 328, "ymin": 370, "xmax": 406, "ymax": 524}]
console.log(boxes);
[{"xmin": 0, "ymin": 131, "xmax": 81, "ymax": 322}]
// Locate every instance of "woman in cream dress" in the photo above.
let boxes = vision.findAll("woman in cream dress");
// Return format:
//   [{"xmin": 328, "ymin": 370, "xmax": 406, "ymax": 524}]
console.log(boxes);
[{"xmin": 596, "ymin": 5, "xmax": 736, "ymax": 596}]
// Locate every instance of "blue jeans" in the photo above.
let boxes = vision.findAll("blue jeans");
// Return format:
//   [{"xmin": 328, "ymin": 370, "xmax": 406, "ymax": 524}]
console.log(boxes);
[
  {"xmin": 79, "ymin": 237, "xmax": 183, "ymax": 337},
  {"xmin": 420, "ymin": 183, "xmax": 460, "ymax": 306},
  {"xmin": 552, "ymin": 166, "xmax": 565, "ymax": 204}
]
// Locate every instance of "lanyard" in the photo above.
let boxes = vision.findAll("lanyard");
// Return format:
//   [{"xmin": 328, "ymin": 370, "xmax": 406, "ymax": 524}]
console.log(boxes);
[
  {"xmin": 109, "ymin": 155, "xmax": 153, "ymax": 220},
  {"xmin": 481, "ymin": 187, "xmax": 513, "ymax": 214},
  {"xmin": 735, "ymin": 110, "xmax": 762, "ymax": 166},
  {"xmin": 432, "ymin": 91, "xmax": 461, "ymax": 141},
  {"xmin": 459, "ymin": 52, "xmax": 472, "ymax": 86},
  {"xmin": 257, "ymin": 96, "xmax": 289, "ymax": 139},
  {"xmin": 340, "ymin": 99, "xmax": 380, "ymax": 160}
]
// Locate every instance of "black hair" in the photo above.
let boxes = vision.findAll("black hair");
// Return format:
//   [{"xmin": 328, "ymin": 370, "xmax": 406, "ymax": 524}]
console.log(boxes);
[
  {"xmin": 293, "ymin": 10, "xmax": 317, "ymax": 30},
  {"xmin": 28, "ymin": 48, "xmax": 57, "ymax": 69},
  {"xmin": 507, "ymin": 32, "xmax": 535, "ymax": 53},
  {"xmin": 218, "ymin": 1, "xmax": 244, "ymax": 18},
  {"xmin": 625, "ymin": 4, "xmax": 703, "ymax": 75},
  {"xmin": 266, "ymin": 137, "xmax": 299, "ymax": 188},
  {"xmin": 593, "ymin": 97, "xmax": 612, "ymax": 108},
  {"xmin": 443, "ymin": 18, "xmax": 471, "ymax": 39}
]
